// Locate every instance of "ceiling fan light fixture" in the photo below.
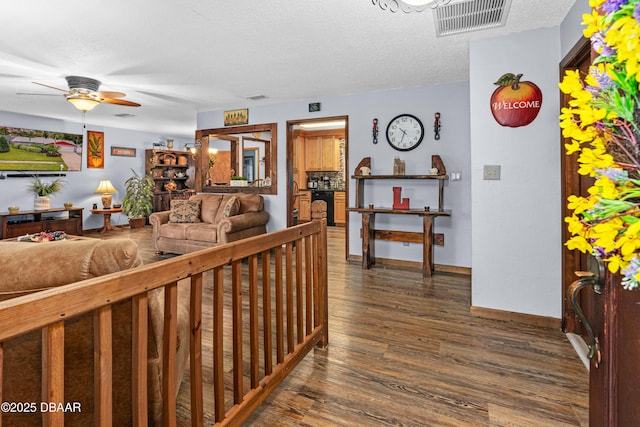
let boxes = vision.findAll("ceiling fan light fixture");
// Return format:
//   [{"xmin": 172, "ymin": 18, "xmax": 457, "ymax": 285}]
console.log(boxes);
[{"xmin": 66, "ymin": 94, "xmax": 100, "ymax": 112}]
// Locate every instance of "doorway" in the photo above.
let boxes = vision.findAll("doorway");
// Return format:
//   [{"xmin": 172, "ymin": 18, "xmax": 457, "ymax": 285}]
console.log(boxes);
[{"xmin": 286, "ymin": 116, "xmax": 349, "ymax": 258}]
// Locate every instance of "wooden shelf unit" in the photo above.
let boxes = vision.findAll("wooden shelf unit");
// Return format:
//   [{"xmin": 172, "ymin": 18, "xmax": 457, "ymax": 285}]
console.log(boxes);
[
  {"xmin": 145, "ymin": 149, "xmax": 195, "ymax": 212},
  {"xmin": 1, "ymin": 207, "xmax": 84, "ymax": 239},
  {"xmin": 347, "ymin": 169, "xmax": 451, "ymax": 277}
]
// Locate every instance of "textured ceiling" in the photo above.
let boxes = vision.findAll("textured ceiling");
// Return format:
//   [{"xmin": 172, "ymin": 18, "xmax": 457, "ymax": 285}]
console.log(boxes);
[{"xmin": 0, "ymin": 0, "xmax": 576, "ymax": 138}]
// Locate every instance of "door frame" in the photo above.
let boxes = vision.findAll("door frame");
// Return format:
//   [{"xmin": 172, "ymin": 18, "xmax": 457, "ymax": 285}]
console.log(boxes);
[
  {"xmin": 286, "ymin": 116, "xmax": 349, "ymax": 257},
  {"xmin": 560, "ymin": 36, "xmax": 594, "ymax": 333}
]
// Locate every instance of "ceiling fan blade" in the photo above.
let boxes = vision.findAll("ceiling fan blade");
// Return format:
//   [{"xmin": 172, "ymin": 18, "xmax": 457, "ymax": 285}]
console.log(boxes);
[
  {"xmin": 96, "ymin": 91, "xmax": 126, "ymax": 99},
  {"xmin": 102, "ymin": 97, "xmax": 141, "ymax": 107},
  {"xmin": 16, "ymin": 92, "xmax": 60, "ymax": 96},
  {"xmin": 32, "ymin": 81, "xmax": 69, "ymax": 92}
]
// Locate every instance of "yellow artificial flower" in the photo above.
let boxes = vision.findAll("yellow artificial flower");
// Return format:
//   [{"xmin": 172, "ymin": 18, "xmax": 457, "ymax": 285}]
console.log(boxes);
[
  {"xmin": 567, "ymin": 195, "xmax": 595, "ymax": 215},
  {"xmin": 582, "ymin": 10, "xmax": 605, "ymax": 39},
  {"xmin": 565, "ymin": 236, "xmax": 592, "ymax": 253},
  {"xmin": 606, "ymin": 254, "xmax": 623, "ymax": 273}
]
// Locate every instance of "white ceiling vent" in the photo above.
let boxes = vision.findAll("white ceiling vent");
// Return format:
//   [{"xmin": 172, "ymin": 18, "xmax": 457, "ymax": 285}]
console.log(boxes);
[{"xmin": 433, "ymin": 0, "xmax": 512, "ymax": 37}]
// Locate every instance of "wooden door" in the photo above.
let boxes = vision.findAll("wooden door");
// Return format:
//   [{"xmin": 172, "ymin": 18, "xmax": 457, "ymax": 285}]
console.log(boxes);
[
  {"xmin": 561, "ymin": 38, "xmax": 594, "ymax": 335},
  {"xmin": 562, "ymin": 38, "xmax": 640, "ymax": 426}
]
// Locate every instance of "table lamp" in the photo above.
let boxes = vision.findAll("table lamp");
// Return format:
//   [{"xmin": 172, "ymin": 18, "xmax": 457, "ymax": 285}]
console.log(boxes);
[{"xmin": 94, "ymin": 180, "xmax": 117, "ymax": 209}]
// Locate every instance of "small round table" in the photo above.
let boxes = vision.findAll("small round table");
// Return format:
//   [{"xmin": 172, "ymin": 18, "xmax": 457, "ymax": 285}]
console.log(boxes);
[{"xmin": 91, "ymin": 208, "xmax": 124, "ymax": 233}]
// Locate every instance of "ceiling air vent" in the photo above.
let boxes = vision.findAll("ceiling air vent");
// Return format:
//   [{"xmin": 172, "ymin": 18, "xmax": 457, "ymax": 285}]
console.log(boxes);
[{"xmin": 433, "ymin": 0, "xmax": 512, "ymax": 37}]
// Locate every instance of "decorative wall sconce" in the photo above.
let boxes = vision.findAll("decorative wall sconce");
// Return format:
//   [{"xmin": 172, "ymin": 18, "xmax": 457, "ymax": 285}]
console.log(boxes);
[
  {"xmin": 183, "ymin": 139, "xmax": 203, "ymax": 159},
  {"xmin": 434, "ymin": 112, "xmax": 441, "ymax": 140}
]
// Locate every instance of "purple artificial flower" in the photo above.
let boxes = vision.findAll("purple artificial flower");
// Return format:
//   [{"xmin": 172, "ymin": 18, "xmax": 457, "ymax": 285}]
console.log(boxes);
[
  {"xmin": 635, "ymin": 2, "xmax": 640, "ymax": 22},
  {"xmin": 595, "ymin": 167, "xmax": 629, "ymax": 182},
  {"xmin": 601, "ymin": 0, "xmax": 628, "ymax": 14},
  {"xmin": 591, "ymin": 32, "xmax": 616, "ymax": 57}
]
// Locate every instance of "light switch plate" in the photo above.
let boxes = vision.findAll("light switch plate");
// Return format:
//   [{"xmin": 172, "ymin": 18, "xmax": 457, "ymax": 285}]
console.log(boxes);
[{"xmin": 483, "ymin": 165, "xmax": 501, "ymax": 180}]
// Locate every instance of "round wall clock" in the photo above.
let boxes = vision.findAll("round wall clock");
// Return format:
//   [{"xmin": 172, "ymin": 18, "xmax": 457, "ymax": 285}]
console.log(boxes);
[{"xmin": 386, "ymin": 114, "xmax": 424, "ymax": 151}]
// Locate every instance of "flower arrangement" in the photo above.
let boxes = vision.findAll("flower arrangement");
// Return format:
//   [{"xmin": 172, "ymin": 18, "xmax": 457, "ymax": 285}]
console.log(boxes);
[{"xmin": 560, "ymin": 0, "xmax": 640, "ymax": 289}]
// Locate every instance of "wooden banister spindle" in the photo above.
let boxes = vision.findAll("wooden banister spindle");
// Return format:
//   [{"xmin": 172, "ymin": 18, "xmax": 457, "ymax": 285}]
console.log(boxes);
[
  {"xmin": 285, "ymin": 243, "xmax": 295, "ymax": 354},
  {"xmin": 275, "ymin": 246, "xmax": 285, "ymax": 363},
  {"xmin": 93, "ymin": 307, "xmax": 113, "ymax": 427},
  {"xmin": 162, "ymin": 282, "xmax": 178, "ymax": 427},
  {"xmin": 189, "ymin": 273, "xmax": 204, "ymax": 427},
  {"xmin": 305, "ymin": 235, "xmax": 313, "ymax": 335},
  {"xmin": 132, "ymin": 293, "xmax": 149, "ymax": 427},
  {"xmin": 212, "ymin": 267, "xmax": 225, "ymax": 422},
  {"xmin": 296, "ymin": 237, "xmax": 304, "ymax": 344},
  {"xmin": 42, "ymin": 321, "xmax": 65, "ymax": 427},
  {"xmin": 232, "ymin": 261, "xmax": 244, "ymax": 404},
  {"xmin": 249, "ymin": 255, "xmax": 260, "ymax": 388},
  {"xmin": 262, "ymin": 250, "xmax": 273, "ymax": 375}
]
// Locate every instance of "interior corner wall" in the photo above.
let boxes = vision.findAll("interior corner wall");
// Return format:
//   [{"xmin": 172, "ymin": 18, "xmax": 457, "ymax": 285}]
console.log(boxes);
[{"xmin": 469, "ymin": 27, "xmax": 562, "ymax": 318}]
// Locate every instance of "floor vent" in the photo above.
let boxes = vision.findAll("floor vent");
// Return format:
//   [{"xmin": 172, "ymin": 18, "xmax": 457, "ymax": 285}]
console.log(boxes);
[{"xmin": 433, "ymin": 0, "xmax": 512, "ymax": 37}]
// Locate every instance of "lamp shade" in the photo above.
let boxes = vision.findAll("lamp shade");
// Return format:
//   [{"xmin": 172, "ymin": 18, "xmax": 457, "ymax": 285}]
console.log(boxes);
[
  {"xmin": 95, "ymin": 180, "xmax": 117, "ymax": 209},
  {"xmin": 94, "ymin": 180, "xmax": 117, "ymax": 194},
  {"xmin": 66, "ymin": 95, "xmax": 100, "ymax": 112}
]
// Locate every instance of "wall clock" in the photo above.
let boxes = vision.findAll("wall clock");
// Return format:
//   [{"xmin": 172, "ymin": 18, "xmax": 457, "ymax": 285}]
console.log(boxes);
[{"xmin": 386, "ymin": 114, "xmax": 424, "ymax": 151}]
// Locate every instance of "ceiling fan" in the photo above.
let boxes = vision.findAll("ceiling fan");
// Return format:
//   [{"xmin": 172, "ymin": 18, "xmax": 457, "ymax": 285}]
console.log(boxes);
[{"xmin": 31, "ymin": 76, "xmax": 141, "ymax": 112}]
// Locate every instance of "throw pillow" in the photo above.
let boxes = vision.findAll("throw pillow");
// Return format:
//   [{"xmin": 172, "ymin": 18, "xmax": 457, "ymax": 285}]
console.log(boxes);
[
  {"xmin": 222, "ymin": 196, "xmax": 240, "ymax": 219},
  {"xmin": 169, "ymin": 199, "xmax": 202, "ymax": 223}
]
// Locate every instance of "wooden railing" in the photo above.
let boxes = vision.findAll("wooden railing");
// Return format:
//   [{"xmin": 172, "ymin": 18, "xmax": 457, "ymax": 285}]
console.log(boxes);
[{"xmin": 0, "ymin": 220, "xmax": 328, "ymax": 426}]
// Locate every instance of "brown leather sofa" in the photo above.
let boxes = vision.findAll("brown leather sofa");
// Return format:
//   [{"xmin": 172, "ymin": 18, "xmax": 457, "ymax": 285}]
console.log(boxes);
[
  {"xmin": 0, "ymin": 238, "xmax": 191, "ymax": 426},
  {"xmin": 149, "ymin": 192, "xmax": 269, "ymax": 255}
]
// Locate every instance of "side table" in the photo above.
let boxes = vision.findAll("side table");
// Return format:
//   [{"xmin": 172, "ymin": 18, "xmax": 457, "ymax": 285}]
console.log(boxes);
[{"xmin": 91, "ymin": 208, "xmax": 124, "ymax": 233}]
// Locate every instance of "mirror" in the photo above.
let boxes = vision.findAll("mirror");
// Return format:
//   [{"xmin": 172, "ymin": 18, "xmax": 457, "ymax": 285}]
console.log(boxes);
[{"xmin": 194, "ymin": 123, "xmax": 277, "ymax": 195}]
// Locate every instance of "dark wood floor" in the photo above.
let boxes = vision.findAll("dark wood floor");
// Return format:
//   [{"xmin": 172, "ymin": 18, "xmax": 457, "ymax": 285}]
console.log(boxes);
[{"xmin": 91, "ymin": 226, "xmax": 589, "ymax": 426}]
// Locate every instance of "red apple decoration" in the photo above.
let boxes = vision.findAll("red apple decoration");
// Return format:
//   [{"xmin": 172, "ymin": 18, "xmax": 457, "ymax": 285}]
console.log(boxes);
[{"xmin": 490, "ymin": 73, "xmax": 542, "ymax": 127}]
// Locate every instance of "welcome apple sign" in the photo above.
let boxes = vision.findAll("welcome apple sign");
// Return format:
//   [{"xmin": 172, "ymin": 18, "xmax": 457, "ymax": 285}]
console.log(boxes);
[{"xmin": 490, "ymin": 73, "xmax": 542, "ymax": 127}]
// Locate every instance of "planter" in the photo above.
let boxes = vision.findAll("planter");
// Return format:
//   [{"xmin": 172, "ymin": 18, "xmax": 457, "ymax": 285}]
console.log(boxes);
[
  {"xmin": 230, "ymin": 180, "xmax": 248, "ymax": 187},
  {"xmin": 128, "ymin": 217, "xmax": 147, "ymax": 229},
  {"xmin": 34, "ymin": 196, "xmax": 51, "ymax": 210}
]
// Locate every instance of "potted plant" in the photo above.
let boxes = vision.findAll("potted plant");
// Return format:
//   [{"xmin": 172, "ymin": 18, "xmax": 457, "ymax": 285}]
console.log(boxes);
[
  {"xmin": 122, "ymin": 169, "xmax": 154, "ymax": 228},
  {"xmin": 28, "ymin": 176, "xmax": 64, "ymax": 210},
  {"xmin": 230, "ymin": 176, "xmax": 248, "ymax": 187}
]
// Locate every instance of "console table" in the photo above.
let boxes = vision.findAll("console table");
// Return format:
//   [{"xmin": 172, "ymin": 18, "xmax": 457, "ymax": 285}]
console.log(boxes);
[
  {"xmin": 0, "ymin": 207, "xmax": 84, "ymax": 240},
  {"xmin": 347, "ymin": 171, "xmax": 451, "ymax": 277}
]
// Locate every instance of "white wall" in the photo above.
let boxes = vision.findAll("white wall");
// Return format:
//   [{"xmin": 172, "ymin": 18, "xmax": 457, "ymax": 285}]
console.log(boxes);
[
  {"xmin": 469, "ymin": 27, "xmax": 563, "ymax": 317},
  {"xmin": 0, "ymin": 111, "xmax": 189, "ymax": 230},
  {"xmin": 561, "ymin": 0, "xmax": 590, "ymax": 58},
  {"xmin": 198, "ymin": 82, "xmax": 472, "ymax": 268}
]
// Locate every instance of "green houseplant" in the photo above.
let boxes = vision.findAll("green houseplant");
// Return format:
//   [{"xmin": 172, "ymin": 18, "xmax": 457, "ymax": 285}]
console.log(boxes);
[
  {"xmin": 122, "ymin": 169, "xmax": 154, "ymax": 228},
  {"xmin": 28, "ymin": 175, "xmax": 64, "ymax": 210}
]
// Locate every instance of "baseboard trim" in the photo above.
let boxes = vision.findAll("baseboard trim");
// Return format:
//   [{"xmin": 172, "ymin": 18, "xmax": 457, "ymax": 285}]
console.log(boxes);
[
  {"xmin": 470, "ymin": 306, "xmax": 561, "ymax": 329},
  {"xmin": 347, "ymin": 255, "xmax": 471, "ymax": 276}
]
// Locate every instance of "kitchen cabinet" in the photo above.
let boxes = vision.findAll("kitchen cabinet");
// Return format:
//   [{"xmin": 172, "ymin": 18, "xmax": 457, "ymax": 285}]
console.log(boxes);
[
  {"xmin": 305, "ymin": 136, "xmax": 339, "ymax": 171},
  {"xmin": 298, "ymin": 190, "xmax": 311, "ymax": 222},
  {"xmin": 334, "ymin": 191, "xmax": 346, "ymax": 226},
  {"xmin": 293, "ymin": 134, "xmax": 306, "ymax": 189}
]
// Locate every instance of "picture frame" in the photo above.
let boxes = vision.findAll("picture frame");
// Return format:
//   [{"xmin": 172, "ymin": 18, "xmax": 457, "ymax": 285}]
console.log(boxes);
[
  {"xmin": 224, "ymin": 108, "xmax": 249, "ymax": 126},
  {"xmin": 87, "ymin": 130, "xmax": 104, "ymax": 169},
  {"xmin": 110, "ymin": 146, "xmax": 137, "ymax": 157}
]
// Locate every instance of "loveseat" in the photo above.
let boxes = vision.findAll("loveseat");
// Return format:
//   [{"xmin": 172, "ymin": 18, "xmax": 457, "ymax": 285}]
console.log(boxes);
[
  {"xmin": 0, "ymin": 238, "xmax": 191, "ymax": 426},
  {"xmin": 149, "ymin": 192, "xmax": 269, "ymax": 255}
]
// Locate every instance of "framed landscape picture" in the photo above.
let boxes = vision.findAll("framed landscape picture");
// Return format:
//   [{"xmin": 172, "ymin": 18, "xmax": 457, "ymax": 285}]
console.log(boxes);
[{"xmin": 0, "ymin": 126, "xmax": 83, "ymax": 171}]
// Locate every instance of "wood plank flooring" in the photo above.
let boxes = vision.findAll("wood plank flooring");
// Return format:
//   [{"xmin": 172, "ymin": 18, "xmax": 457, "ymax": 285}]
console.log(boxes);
[{"xmin": 93, "ymin": 226, "xmax": 589, "ymax": 426}]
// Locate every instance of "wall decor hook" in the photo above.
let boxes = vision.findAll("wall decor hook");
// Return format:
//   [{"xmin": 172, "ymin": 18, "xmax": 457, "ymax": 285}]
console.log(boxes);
[{"xmin": 372, "ymin": 118, "xmax": 379, "ymax": 144}]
